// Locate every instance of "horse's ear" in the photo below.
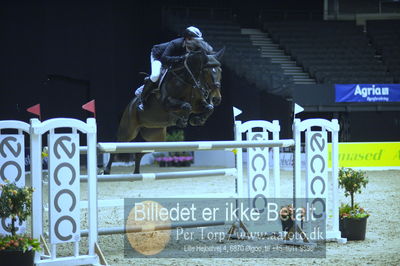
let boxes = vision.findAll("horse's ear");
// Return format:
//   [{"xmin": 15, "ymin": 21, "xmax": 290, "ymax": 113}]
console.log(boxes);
[{"xmin": 214, "ymin": 47, "xmax": 225, "ymax": 61}]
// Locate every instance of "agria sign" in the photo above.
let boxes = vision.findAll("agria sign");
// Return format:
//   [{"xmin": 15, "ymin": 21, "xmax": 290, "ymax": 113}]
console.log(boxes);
[{"xmin": 335, "ymin": 84, "xmax": 400, "ymax": 103}]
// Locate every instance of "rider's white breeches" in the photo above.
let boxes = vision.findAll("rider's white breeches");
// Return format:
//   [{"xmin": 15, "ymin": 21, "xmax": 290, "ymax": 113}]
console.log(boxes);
[{"xmin": 150, "ymin": 54, "xmax": 162, "ymax": 82}]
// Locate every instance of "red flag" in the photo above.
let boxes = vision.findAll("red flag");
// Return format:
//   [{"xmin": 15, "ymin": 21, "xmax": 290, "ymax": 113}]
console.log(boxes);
[
  {"xmin": 27, "ymin": 104, "xmax": 41, "ymax": 120},
  {"xmin": 82, "ymin": 100, "xmax": 96, "ymax": 118}
]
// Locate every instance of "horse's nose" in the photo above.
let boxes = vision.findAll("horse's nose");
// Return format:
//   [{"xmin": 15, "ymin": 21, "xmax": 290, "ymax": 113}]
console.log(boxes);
[{"xmin": 212, "ymin": 96, "xmax": 221, "ymax": 106}]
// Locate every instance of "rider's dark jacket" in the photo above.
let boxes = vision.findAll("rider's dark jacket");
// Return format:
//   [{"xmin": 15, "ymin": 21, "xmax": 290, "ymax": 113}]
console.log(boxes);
[{"xmin": 151, "ymin": 37, "xmax": 186, "ymax": 66}]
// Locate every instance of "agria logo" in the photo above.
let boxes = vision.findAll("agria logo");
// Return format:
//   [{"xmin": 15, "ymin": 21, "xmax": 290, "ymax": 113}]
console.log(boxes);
[{"xmin": 354, "ymin": 84, "xmax": 389, "ymax": 98}]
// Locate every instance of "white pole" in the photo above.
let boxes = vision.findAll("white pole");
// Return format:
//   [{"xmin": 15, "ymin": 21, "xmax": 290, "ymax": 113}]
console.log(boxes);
[
  {"xmin": 332, "ymin": 119, "xmax": 340, "ymax": 238},
  {"xmin": 86, "ymin": 118, "xmax": 98, "ymax": 256},
  {"xmin": 234, "ymin": 120, "xmax": 244, "ymax": 198},
  {"xmin": 272, "ymin": 120, "xmax": 280, "ymax": 198},
  {"xmin": 97, "ymin": 139, "xmax": 295, "ymax": 153},
  {"xmin": 30, "ymin": 119, "xmax": 43, "ymax": 264},
  {"xmin": 293, "ymin": 119, "xmax": 302, "ymax": 199}
]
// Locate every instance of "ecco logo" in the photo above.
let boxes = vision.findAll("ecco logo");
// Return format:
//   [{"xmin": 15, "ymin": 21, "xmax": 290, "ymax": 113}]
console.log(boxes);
[
  {"xmin": 0, "ymin": 135, "xmax": 25, "ymax": 233},
  {"xmin": 49, "ymin": 134, "xmax": 80, "ymax": 243},
  {"xmin": 248, "ymin": 132, "xmax": 269, "ymax": 213},
  {"xmin": 307, "ymin": 132, "xmax": 327, "ymax": 219}
]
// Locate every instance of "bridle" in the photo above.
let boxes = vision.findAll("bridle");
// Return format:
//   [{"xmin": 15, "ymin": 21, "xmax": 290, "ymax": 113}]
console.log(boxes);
[
  {"xmin": 169, "ymin": 52, "xmax": 211, "ymax": 101},
  {"xmin": 201, "ymin": 66, "xmax": 221, "ymax": 93}
]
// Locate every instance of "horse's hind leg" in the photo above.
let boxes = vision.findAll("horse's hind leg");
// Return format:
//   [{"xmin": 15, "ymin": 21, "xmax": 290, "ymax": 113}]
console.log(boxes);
[
  {"xmin": 134, "ymin": 153, "xmax": 145, "ymax": 174},
  {"xmin": 103, "ymin": 101, "xmax": 140, "ymax": 175},
  {"xmin": 133, "ymin": 127, "xmax": 167, "ymax": 174},
  {"xmin": 104, "ymin": 132, "xmax": 139, "ymax": 175},
  {"xmin": 103, "ymin": 153, "xmax": 114, "ymax": 175}
]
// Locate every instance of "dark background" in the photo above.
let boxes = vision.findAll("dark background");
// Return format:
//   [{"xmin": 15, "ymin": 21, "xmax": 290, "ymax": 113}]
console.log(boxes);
[{"xmin": 0, "ymin": 0, "xmax": 398, "ymax": 142}]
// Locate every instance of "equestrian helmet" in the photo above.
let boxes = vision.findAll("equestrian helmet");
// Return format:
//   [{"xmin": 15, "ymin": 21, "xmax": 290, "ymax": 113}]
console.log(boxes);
[{"xmin": 183, "ymin": 26, "xmax": 203, "ymax": 40}]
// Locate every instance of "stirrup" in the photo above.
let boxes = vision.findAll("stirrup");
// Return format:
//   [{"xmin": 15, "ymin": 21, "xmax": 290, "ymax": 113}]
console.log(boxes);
[{"xmin": 137, "ymin": 100, "xmax": 145, "ymax": 111}]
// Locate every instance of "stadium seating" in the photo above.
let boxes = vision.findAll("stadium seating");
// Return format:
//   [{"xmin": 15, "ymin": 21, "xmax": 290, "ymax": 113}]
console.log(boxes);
[
  {"xmin": 263, "ymin": 20, "xmax": 396, "ymax": 84},
  {"xmin": 366, "ymin": 20, "xmax": 400, "ymax": 82},
  {"xmin": 166, "ymin": 17, "xmax": 294, "ymax": 97}
]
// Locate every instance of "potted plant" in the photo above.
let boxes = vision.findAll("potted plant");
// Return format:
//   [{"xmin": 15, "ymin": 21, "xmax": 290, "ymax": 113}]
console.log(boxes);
[
  {"xmin": 169, "ymin": 151, "xmax": 194, "ymax": 167},
  {"xmin": 0, "ymin": 182, "xmax": 41, "ymax": 266},
  {"xmin": 153, "ymin": 152, "xmax": 168, "ymax": 167},
  {"xmin": 338, "ymin": 167, "xmax": 369, "ymax": 240},
  {"xmin": 165, "ymin": 129, "xmax": 185, "ymax": 142},
  {"xmin": 154, "ymin": 153, "xmax": 194, "ymax": 167}
]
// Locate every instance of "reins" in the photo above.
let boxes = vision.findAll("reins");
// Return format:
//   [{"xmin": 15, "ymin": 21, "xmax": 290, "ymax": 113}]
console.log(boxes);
[{"xmin": 168, "ymin": 54, "xmax": 210, "ymax": 102}]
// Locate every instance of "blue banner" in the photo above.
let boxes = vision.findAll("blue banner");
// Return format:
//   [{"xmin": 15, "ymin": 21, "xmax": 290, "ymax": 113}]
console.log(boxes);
[{"xmin": 335, "ymin": 84, "xmax": 400, "ymax": 103}]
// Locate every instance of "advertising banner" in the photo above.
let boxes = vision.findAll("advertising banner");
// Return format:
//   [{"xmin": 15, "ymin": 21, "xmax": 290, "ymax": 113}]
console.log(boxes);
[
  {"xmin": 335, "ymin": 84, "xmax": 400, "ymax": 102},
  {"xmin": 328, "ymin": 142, "xmax": 400, "ymax": 169}
]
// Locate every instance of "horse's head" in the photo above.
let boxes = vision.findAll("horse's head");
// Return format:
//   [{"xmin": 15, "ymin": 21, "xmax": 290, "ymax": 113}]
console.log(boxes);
[
  {"xmin": 202, "ymin": 48, "xmax": 224, "ymax": 106},
  {"xmin": 185, "ymin": 50, "xmax": 209, "ymax": 73},
  {"xmin": 169, "ymin": 47, "xmax": 223, "ymax": 115}
]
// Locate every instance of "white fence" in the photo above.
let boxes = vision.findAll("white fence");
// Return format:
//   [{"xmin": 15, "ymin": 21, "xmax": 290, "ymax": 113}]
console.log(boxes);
[{"xmin": 0, "ymin": 117, "xmax": 344, "ymax": 265}]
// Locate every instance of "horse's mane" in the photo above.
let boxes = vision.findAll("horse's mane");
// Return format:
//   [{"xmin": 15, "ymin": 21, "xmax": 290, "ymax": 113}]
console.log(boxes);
[
  {"xmin": 206, "ymin": 55, "xmax": 221, "ymax": 67},
  {"xmin": 186, "ymin": 40, "xmax": 222, "ymax": 68},
  {"xmin": 186, "ymin": 38, "xmax": 214, "ymax": 54},
  {"xmin": 198, "ymin": 40, "xmax": 214, "ymax": 54}
]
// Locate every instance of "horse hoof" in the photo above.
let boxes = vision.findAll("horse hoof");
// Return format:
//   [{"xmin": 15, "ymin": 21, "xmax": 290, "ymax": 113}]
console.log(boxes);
[
  {"xmin": 181, "ymin": 103, "xmax": 192, "ymax": 111},
  {"xmin": 189, "ymin": 116, "xmax": 203, "ymax": 126},
  {"xmin": 204, "ymin": 104, "xmax": 214, "ymax": 111},
  {"xmin": 176, "ymin": 119, "xmax": 188, "ymax": 128}
]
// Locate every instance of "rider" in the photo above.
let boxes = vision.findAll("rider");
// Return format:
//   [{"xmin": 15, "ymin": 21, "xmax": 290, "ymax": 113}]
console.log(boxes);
[{"xmin": 137, "ymin": 26, "xmax": 212, "ymax": 111}]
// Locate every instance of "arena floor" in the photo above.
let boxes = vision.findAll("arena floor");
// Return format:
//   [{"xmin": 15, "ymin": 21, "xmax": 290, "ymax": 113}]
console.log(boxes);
[{"xmin": 81, "ymin": 165, "xmax": 400, "ymax": 266}]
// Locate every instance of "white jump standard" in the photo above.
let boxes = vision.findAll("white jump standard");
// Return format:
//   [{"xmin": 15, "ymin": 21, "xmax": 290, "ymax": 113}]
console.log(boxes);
[{"xmin": 30, "ymin": 118, "xmax": 100, "ymax": 266}]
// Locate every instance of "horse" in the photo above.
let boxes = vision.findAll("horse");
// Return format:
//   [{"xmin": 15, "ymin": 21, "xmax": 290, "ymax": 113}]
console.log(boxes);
[{"xmin": 103, "ymin": 48, "xmax": 224, "ymax": 174}]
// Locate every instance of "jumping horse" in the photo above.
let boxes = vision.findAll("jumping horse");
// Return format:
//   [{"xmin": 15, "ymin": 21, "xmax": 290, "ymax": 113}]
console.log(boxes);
[{"xmin": 104, "ymin": 48, "xmax": 224, "ymax": 174}]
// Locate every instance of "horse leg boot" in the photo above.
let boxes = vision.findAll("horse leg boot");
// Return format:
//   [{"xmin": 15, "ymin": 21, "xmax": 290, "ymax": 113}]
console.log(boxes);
[{"xmin": 137, "ymin": 77, "xmax": 157, "ymax": 111}]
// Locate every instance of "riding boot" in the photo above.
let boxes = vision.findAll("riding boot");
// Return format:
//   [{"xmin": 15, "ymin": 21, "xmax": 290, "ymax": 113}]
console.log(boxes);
[{"xmin": 137, "ymin": 78, "xmax": 157, "ymax": 111}]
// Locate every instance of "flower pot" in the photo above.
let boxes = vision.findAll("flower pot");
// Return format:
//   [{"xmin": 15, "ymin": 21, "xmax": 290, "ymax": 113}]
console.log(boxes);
[
  {"xmin": 339, "ymin": 216, "xmax": 368, "ymax": 240},
  {"xmin": 181, "ymin": 161, "xmax": 191, "ymax": 167},
  {"xmin": 0, "ymin": 249, "xmax": 34, "ymax": 266}
]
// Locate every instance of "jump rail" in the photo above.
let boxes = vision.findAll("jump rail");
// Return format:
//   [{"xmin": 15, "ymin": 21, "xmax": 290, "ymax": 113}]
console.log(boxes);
[
  {"xmin": 81, "ymin": 168, "xmax": 237, "ymax": 182},
  {"xmin": 81, "ymin": 220, "xmax": 226, "ymax": 237},
  {"xmin": 96, "ymin": 139, "xmax": 295, "ymax": 153}
]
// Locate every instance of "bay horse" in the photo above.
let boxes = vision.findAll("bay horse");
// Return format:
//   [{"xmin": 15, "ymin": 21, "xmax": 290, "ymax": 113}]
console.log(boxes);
[{"xmin": 103, "ymin": 48, "xmax": 224, "ymax": 174}]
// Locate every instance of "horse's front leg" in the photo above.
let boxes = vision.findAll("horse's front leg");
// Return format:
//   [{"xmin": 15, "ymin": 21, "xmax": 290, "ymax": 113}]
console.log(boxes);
[
  {"xmin": 165, "ymin": 96, "xmax": 192, "ymax": 112},
  {"xmin": 167, "ymin": 110, "xmax": 190, "ymax": 128},
  {"xmin": 189, "ymin": 107, "xmax": 214, "ymax": 126}
]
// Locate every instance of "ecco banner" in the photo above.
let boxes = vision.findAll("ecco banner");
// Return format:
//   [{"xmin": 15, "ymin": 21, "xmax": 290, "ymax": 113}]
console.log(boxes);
[{"xmin": 335, "ymin": 84, "xmax": 400, "ymax": 102}]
